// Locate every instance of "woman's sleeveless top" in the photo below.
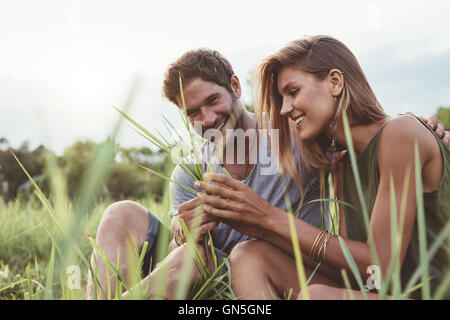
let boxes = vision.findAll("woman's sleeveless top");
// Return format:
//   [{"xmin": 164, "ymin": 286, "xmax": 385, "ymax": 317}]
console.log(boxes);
[{"xmin": 342, "ymin": 116, "xmax": 450, "ymax": 299}]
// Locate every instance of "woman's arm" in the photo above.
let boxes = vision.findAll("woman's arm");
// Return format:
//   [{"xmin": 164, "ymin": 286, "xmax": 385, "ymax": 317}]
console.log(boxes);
[
  {"xmin": 194, "ymin": 173, "xmax": 373, "ymax": 282},
  {"xmin": 195, "ymin": 116, "xmax": 437, "ymax": 282},
  {"xmin": 365, "ymin": 116, "xmax": 437, "ymax": 275}
]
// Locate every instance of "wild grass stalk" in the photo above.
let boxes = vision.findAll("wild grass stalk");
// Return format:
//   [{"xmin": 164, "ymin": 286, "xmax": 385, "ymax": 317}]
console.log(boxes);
[
  {"xmin": 341, "ymin": 113, "xmax": 381, "ymax": 277},
  {"xmin": 340, "ymin": 269, "xmax": 355, "ymax": 300},
  {"xmin": 413, "ymin": 143, "xmax": 430, "ymax": 299},
  {"xmin": 283, "ymin": 194, "xmax": 309, "ymax": 299}
]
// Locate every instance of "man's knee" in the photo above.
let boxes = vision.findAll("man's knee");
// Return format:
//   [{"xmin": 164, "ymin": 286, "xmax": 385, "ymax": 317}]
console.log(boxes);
[
  {"xmin": 97, "ymin": 200, "xmax": 149, "ymax": 245},
  {"xmin": 102, "ymin": 200, "xmax": 147, "ymax": 223},
  {"xmin": 163, "ymin": 242, "xmax": 210, "ymax": 274}
]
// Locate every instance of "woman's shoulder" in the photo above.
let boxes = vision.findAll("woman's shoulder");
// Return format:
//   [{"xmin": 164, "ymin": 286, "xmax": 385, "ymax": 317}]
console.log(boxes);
[
  {"xmin": 383, "ymin": 114, "xmax": 426, "ymax": 135},
  {"xmin": 380, "ymin": 114, "xmax": 434, "ymax": 148},
  {"xmin": 378, "ymin": 114, "xmax": 439, "ymax": 167}
]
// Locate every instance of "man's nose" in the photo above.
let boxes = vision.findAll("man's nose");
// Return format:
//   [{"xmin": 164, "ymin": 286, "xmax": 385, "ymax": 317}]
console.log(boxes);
[
  {"xmin": 201, "ymin": 107, "xmax": 217, "ymax": 127},
  {"xmin": 280, "ymin": 99, "xmax": 294, "ymax": 117}
]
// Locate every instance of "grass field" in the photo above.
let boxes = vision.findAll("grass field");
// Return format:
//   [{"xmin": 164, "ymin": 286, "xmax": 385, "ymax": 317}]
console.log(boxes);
[{"xmin": 0, "ymin": 193, "xmax": 172, "ymax": 300}]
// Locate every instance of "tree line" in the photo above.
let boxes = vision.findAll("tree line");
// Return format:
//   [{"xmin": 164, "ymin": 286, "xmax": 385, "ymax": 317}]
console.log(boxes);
[{"xmin": 0, "ymin": 138, "xmax": 173, "ymax": 203}]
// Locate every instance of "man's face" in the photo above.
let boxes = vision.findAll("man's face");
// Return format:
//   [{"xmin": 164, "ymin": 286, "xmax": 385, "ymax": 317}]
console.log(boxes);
[{"xmin": 176, "ymin": 77, "xmax": 243, "ymax": 140}]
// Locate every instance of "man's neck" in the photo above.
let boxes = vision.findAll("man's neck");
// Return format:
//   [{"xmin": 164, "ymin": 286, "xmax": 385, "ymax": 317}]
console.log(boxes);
[{"xmin": 220, "ymin": 111, "xmax": 259, "ymax": 180}]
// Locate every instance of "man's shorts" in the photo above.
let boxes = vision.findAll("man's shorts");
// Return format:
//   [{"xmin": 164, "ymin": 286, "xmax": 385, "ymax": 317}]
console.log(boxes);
[{"xmin": 138, "ymin": 211, "xmax": 229, "ymax": 278}]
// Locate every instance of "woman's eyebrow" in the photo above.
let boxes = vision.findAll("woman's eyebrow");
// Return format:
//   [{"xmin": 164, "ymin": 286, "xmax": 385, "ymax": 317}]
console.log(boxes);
[{"xmin": 279, "ymin": 82, "xmax": 293, "ymax": 94}]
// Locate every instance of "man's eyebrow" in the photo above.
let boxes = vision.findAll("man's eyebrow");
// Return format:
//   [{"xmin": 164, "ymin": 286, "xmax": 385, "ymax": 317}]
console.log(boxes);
[
  {"xmin": 205, "ymin": 93, "xmax": 220, "ymax": 104},
  {"xmin": 185, "ymin": 92, "xmax": 221, "ymax": 116},
  {"xmin": 186, "ymin": 107, "xmax": 198, "ymax": 116}
]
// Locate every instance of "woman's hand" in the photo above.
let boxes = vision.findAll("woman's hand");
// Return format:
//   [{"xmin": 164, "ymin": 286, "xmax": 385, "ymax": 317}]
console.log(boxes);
[{"xmin": 193, "ymin": 172, "xmax": 277, "ymax": 238}]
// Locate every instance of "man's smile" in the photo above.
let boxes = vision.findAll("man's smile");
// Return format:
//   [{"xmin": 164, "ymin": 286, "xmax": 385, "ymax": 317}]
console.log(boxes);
[{"xmin": 216, "ymin": 117, "xmax": 227, "ymax": 131}]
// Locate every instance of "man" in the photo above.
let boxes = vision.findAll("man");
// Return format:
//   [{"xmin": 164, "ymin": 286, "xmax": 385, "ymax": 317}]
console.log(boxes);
[
  {"xmin": 86, "ymin": 49, "xmax": 323, "ymax": 299},
  {"xmin": 86, "ymin": 49, "xmax": 449, "ymax": 299}
]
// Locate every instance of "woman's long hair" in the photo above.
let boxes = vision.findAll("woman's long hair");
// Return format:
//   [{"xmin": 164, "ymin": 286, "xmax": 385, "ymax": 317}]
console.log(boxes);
[{"xmin": 254, "ymin": 35, "xmax": 386, "ymax": 195}]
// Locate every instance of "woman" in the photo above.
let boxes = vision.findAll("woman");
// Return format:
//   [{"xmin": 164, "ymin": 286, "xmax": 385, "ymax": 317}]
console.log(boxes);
[{"xmin": 193, "ymin": 35, "xmax": 449, "ymax": 299}]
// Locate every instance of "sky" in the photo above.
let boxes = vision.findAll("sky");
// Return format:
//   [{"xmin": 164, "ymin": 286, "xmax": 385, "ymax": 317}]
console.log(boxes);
[{"xmin": 1, "ymin": 0, "xmax": 449, "ymax": 155}]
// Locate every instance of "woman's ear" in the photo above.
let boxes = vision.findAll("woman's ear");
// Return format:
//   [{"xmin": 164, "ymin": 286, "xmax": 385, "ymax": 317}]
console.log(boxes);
[
  {"xmin": 230, "ymin": 74, "xmax": 242, "ymax": 99},
  {"xmin": 328, "ymin": 69, "xmax": 344, "ymax": 97}
]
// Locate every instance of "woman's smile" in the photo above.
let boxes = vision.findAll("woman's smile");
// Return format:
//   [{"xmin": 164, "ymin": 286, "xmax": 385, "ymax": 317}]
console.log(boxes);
[
  {"xmin": 294, "ymin": 115, "xmax": 305, "ymax": 129},
  {"xmin": 278, "ymin": 65, "xmax": 335, "ymax": 141}
]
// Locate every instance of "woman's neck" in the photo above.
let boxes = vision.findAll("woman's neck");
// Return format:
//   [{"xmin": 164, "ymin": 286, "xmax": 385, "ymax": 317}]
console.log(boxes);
[{"xmin": 335, "ymin": 116, "xmax": 390, "ymax": 155}]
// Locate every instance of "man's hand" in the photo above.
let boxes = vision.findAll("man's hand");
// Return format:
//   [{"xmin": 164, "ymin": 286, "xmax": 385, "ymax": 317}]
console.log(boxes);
[
  {"xmin": 171, "ymin": 197, "xmax": 219, "ymax": 245},
  {"xmin": 194, "ymin": 173, "xmax": 275, "ymax": 239},
  {"xmin": 415, "ymin": 114, "xmax": 450, "ymax": 149}
]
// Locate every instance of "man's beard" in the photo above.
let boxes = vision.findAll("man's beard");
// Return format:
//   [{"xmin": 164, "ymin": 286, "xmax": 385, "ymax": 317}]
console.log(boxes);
[{"xmin": 202, "ymin": 99, "xmax": 243, "ymax": 142}]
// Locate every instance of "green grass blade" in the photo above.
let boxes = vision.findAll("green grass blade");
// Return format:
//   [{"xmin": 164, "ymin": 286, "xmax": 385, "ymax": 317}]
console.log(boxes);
[
  {"xmin": 388, "ymin": 175, "xmax": 401, "ymax": 298},
  {"xmin": 401, "ymin": 217, "xmax": 450, "ymax": 298},
  {"xmin": 87, "ymin": 235, "xmax": 131, "ymax": 294},
  {"xmin": 337, "ymin": 235, "xmax": 368, "ymax": 299},
  {"xmin": 178, "ymin": 220, "xmax": 207, "ymax": 273},
  {"xmin": 192, "ymin": 258, "xmax": 229, "ymax": 300},
  {"xmin": 44, "ymin": 243, "xmax": 56, "ymax": 300},
  {"xmin": 221, "ymin": 166, "xmax": 231, "ymax": 177},
  {"xmin": 138, "ymin": 164, "xmax": 197, "ymax": 195},
  {"xmin": 284, "ymin": 194, "xmax": 309, "ymax": 300},
  {"xmin": 294, "ymin": 183, "xmax": 311, "ymax": 218},
  {"xmin": 305, "ymin": 262, "xmax": 321, "ymax": 286},
  {"xmin": 414, "ymin": 142, "xmax": 430, "ymax": 299},
  {"xmin": 432, "ymin": 271, "xmax": 450, "ymax": 300},
  {"xmin": 340, "ymin": 269, "xmax": 355, "ymax": 300},
  {"xmin": 342, "ymin": 113, "xmax": 380, "ymax": 277},
  {"xmin": 112, "ymin": 104, "xmax": 173, "ymax": 154},
  {"xmin": 129, "ymin": 125, "xmax": 170, "ymax": 152},
  {"xmin": 305, "ymin": 198, "xmax": 360, "ymax": 216},
  {"xmin": 0, "ymin": 278, "xmax": 27, "ymax": 294},
  {"xmin": 161, "ymin": 114, "xmax": 186, "ymax": 144},
  {"xmin": 174, "ymin": 218, "xmax": 206, "ymax": 299},
  {"xmin": 115, "ymin": 251, "xmax": 122, "ymax": 299},
  {"xmin": 208, "ymin": 231, "xmax": 218, "ymax": 270}
]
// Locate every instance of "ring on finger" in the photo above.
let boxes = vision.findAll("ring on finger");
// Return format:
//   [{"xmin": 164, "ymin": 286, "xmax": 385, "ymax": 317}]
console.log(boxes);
[
  {"xmin": 226, "ymin": 198, "xmax": 230, "ymax": 210},
  {"xmin": 175, "ymin": 229, "xmax": 184, "ymax": 246}
]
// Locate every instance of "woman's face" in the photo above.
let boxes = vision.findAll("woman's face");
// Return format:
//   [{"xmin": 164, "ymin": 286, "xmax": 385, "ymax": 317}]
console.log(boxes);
[{"xmin": 277, "ymin": 65, "xmax": 336, "ymax": 142}]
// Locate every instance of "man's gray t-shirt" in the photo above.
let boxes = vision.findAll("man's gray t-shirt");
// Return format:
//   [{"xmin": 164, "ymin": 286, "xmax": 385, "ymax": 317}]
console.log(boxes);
[{"xmin": 169, "ymin": 130, "xmax": 328, "ymax": 255}]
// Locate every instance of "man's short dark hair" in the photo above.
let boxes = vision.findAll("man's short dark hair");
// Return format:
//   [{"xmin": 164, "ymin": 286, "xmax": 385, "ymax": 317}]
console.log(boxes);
[{"xmin": 162, "ymin": 49, "xmax": 235, "ymax": 105}]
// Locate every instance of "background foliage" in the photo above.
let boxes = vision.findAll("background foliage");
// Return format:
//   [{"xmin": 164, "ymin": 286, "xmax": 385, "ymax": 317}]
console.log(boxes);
[
  {"xmin": 0, "ymin": 138, "xmax": 173, "ymax": 203},
  {"xmin": 436, "ymin": 106, "xmax": 450, "ymax": 130}
]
